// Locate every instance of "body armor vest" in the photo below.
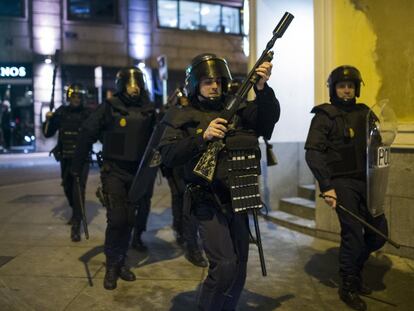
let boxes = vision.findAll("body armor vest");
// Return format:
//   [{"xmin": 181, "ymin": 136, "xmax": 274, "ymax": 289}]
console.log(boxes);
[
  {"xmin": 59, "ymin": 107, "xmax": 89, "ymax": 158},
  {"xmin": 167, "ymin": 103, "xmax": 261, "ymax": 212},
  {"xmin": 313, "ymin": 103, "xmax": 369, "ymax": 177},
  {"xmin": 102, "ymin": 97, "xmax": 154, "ymax": 162}
]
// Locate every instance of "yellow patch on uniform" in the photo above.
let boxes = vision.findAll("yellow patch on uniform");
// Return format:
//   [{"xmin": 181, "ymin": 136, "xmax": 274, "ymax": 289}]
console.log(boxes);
[
  {"xmin": 349, "ymin": 127, "xmax": 355, "ymax": 138},
  {"xmin": 196, "ymin": 128, "xmax": 203, "ymax": 134},
  {"xmin": 119, "ymin": 118, "xmax": 127, "ymax": 127}
]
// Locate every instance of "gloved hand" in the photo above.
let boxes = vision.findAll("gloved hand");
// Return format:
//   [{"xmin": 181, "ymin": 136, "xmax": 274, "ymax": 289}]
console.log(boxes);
[{"xmin": 45, "ymin": 111, "xmax": 54, "ymax": 119}]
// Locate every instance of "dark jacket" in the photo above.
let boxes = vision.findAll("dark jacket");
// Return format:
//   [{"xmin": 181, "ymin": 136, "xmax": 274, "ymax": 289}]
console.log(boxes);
[
  {"xmin": 159, "ymin": 83, "xmax": 280, "ymax": 188},
  {"xmin": 305, "ymin": 102, "xmax": 370, "ymax": 192}
]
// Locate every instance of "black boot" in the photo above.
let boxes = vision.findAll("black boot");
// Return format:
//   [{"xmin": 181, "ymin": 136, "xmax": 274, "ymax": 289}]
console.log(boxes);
[
  {"xmin": 185, "ymin": 248, "xmax": 208, "ymax": 268},
  {"xmin": 339, "ymin": 276, "xmax": 367, "ymax": 311},
  {"xmin": 132, "ymin": 231, "xmax": 148, "ymax": 252},
  {"xmin": 357, "ymin": 277, "xmax": 372, "ymax": 295},
  {"xmin": 119, "ymin": 266, "xmax": 136, "ymax": 281},
  {"xmin": 103, "ymin": 265, "xmax": 119, "ymax": 290},
  {"xmin": 70, "ymin": 221, "xmax": 81, "ymax": 242},
  {"xmin": 67, "ymin": 213, "xmax": 75, "ymax": 225}
]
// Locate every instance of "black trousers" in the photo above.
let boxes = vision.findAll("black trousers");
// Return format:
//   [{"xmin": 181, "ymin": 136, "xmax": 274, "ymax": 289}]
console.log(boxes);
[
  {"xmin": 101, "ymin": 162, "xmax": 153, "ymax": 266},
  {"xmin": 166, "ymin": 172, "xmax": 199, "ymax": 250},
  {"xmin": 60, "ymin": 158, "xmax": 89, "ymax": 221},
  {"xmin": 332, "ymin": 178, "xmax": 388, "ymax": 278},
  {"xmin": 194, "ymin": 202, "xmax": 249, "ymax": 311},
  {"xmin": 134, "ymin": 177, "xmax": 154, "ymax": 235}
]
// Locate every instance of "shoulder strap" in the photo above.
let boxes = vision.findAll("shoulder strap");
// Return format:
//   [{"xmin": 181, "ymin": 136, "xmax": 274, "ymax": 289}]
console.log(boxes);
[{"xmin": 310, "ymin": 103, "xmax": 341, "ymax": 118}]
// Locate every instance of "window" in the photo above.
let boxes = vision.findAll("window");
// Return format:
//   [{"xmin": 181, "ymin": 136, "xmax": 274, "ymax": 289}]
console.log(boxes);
[
  {"xmin": 158, "ymin": 0, "xmax": 178, "ymax": 28},
  {"xmin": 0, "ymin": 0, "xmax": 24, "ymax": 18},
  {"xmin": 222, "ymin": 6, "xmax": 240, "ymax": 34},
  {"xmin": 67, "ymin": 0, "xmax": 118, "ymax": 23},
  {"xmin": 157, "ymin": 0, "xmax": 242, "ymax": 35}
]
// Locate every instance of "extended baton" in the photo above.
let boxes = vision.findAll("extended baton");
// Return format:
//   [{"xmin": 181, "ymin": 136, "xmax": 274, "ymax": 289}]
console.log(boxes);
[
  {"xmin": 320, "ymin": 194, "xmax": 400, "ymax": 249},
  {"xmin": 76, "ymin": 177, "xmax": 89, "ymax": 239},
  {"xmin": 252, "ymin": 209, "xmax": 267, "ymax": 276}
]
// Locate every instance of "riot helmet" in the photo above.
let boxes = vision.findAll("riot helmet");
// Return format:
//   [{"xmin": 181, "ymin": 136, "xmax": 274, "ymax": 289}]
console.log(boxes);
[
  {"xmin": 115, "ymin": 67, "xmax": 148, "ymax": 104},
  {"xmin": 66, "ymin": 83, "xmax": 86, "ymax": 107},
  {"xmin": 327, "ymin": 65, "xmax": 363, "ymax": 100},
  {"xmin": 185, "ymin": 53, "xmax": 232, "ymax": 101}
]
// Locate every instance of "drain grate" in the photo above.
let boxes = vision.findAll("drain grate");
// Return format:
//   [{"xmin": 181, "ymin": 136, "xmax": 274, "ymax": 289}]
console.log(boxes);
[
  {"xmin": 9, "ymin": 194, "xmax": 64, "ymax": 204},
  {"xmin": 0, "ymin": 256, "xmax": 15, "ymax": 268}
]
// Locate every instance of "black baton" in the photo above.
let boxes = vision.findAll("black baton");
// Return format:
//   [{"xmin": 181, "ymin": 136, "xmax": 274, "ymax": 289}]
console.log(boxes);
[
  {"xmin": 76, "ymin": 177, "xmax": 89, "ymax": 239},
  {"xmin": 252, "ymin": 209, "xmax": 267, "ymax": 276},
  {"xmin": 320, "ymin": 194, "xmax": 400, "ymax": 249}
]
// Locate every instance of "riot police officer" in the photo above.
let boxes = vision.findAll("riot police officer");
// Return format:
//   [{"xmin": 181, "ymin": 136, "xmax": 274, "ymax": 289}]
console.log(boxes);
[
  {"xmin": 159, "ymin": 53, "xmax": 280, "ymax": 310},
  {"xmin": 72, "ymin": 67, "xmax": 156, "ymax": 290},
  {"xmin": 305, "ymin": 65, "xmax": 388, "ymax": 311},
  {"xmin": 42, "ymin": 83, "xmax": 91, "ymax": 242}
]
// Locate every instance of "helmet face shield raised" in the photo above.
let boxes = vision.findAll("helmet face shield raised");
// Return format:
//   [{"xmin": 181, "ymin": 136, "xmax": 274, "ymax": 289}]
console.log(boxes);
[
  {"xmin": 185, "ymin": 53, "xmax": 232, "ymax": 97},
  {"xmin": 327, "ymin": 65, "xmax": 363, "ymax": 98}
]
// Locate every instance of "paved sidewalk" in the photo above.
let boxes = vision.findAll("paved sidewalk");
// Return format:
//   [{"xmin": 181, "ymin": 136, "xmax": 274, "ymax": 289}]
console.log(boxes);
[{"xmin": 0, "ymin": 162, "xmax": 413, "ymax": 310}]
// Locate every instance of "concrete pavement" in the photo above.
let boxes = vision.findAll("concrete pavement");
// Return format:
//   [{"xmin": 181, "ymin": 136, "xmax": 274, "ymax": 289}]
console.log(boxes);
[{"xmin": 0, "ymin": 157, "xmax": 413, "ymax": 310}]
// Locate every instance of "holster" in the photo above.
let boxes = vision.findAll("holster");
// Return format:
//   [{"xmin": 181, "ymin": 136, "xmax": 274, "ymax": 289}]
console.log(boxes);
[{"xmin": 184, "ymin": 183, "xmax": 231, "ymax": 216}]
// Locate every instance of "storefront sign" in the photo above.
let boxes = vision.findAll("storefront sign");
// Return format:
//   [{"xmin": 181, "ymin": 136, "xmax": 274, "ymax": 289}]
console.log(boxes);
[{"xmin": 0, "ymin": 64, "xmax": 32, "ymax": 79}]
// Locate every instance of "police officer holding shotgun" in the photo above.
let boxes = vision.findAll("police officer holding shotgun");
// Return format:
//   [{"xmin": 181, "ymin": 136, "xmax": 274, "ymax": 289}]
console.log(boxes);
[
  {"xmin": 159, "ymin": 52, "xmax": 279, "ymax": 310},
  {"xmin": 305, "ymin": 65, "xmax": 389, "ymax": 311}
]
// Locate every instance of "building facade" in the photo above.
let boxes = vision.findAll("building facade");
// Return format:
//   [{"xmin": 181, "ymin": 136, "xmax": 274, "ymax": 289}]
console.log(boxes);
[{"xmin": 0, "ymin": 0, "xmax": 247, "ymax": 152}]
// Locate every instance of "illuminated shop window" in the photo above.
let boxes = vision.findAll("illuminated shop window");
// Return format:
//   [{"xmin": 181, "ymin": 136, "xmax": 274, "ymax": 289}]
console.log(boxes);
[
  {"xmin": 0, "ymin": 0, "xmax": 24, "ymax": 18},
  {"xmin": 157, "ymin": 0, "xmax": 242, "ymax": 35},
  {"xmin": 67, "ymin": 0, "xmax": 118, "ymax": 23}
]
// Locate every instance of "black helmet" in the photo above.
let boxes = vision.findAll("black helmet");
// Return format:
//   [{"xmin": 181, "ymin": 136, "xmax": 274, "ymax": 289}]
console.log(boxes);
[
  {"xmin": 115, "ymin": 67, "xmax": 146, "ymax": 94},
  {"xmin": 66, "ymin": 83, "xmax": 86, "ymax": 103},
  {"xmin": 327, "ymin": 65, "xmax": 363, "ymax": 98},
  {"xmin": 185, "ymin": 53, "xmax": 232, "ymax": 98}
]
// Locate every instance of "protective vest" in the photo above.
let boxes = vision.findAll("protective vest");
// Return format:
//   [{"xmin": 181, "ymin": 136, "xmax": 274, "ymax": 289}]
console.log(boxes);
[
  {"xmin": 312, "ymin": 103, "xmax": 370, "ymax": 177},
  {"xmin": 102, "ymin": 96, "xmax": 154, "ymax": 162},
  {"xmin": 164, "ymin": 102, "xmax": 261, "ymax": 211},
  {"xmin": 59, "ymin": 107, "xmax": 90, "ymax": 159}
]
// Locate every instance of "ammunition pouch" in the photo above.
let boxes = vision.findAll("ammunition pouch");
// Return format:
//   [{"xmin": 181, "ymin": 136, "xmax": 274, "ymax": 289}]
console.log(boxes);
[{"xmin": 225, "ymin": 130, "xmax": 262, "ymax": 213}]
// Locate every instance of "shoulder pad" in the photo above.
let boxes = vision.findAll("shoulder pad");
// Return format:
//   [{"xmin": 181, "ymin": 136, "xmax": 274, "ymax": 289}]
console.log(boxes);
[
  {"xmin": 161, "ymin": 105, "xmax": 199, "ymax": 129},
  {"xmin": 311, "ymin": 103, "xmax": 341, "ymax": 118},
  {"xmin": 355, "ymin": 103, "xmax": 370, "ymax": 111}
]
